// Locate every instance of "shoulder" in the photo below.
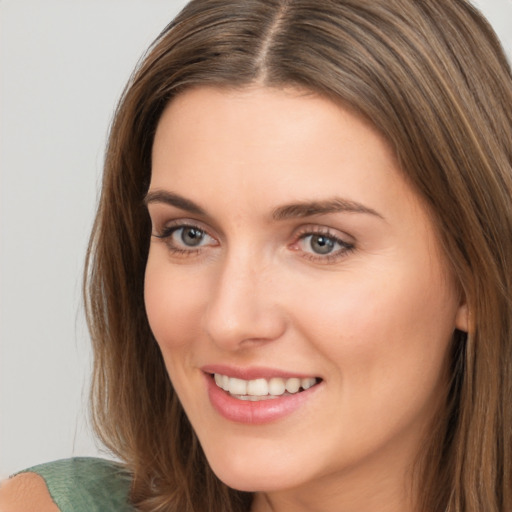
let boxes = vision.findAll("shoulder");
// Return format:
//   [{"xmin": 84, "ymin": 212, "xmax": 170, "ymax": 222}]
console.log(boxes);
[
  {"xmin": 0, "ymin": 458, "xmax": 134, "ymax": 512},
  {"xmin": 0, "ymin": 472, "xmax": 58, "ymax": 512}
]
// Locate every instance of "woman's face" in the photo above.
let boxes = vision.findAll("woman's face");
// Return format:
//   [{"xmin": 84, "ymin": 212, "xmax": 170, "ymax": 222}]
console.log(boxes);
[{"xmin": 145, "ymin": 86, "xmax": 467, "ymax": 505}]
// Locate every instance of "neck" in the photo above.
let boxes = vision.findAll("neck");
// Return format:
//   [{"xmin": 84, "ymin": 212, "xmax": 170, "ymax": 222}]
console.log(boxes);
[
  {"xmin": 250, "ymin": 434, "xmax": 421, "ymax": 512},
  {"xmin": 251, "ymin": 470, "xmax": 414, "ymax": 512}
]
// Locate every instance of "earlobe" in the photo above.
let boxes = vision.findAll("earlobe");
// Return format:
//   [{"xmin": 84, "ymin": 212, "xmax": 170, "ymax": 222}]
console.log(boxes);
[{"xmin": 455, "ymin": 301, "xmax": 470, "ymax": 333}]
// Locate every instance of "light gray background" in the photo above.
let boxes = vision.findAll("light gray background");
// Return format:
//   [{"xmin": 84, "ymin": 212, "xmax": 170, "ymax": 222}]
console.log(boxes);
[{"xmin": 1, "ymin": 0, "xmax": 511, "ymax": 478}]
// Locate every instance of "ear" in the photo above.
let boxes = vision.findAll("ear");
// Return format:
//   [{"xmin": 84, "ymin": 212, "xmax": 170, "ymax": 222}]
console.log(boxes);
[{"xmin": 455, "ymin": 299, "xmax": 469, "ymax": 333}]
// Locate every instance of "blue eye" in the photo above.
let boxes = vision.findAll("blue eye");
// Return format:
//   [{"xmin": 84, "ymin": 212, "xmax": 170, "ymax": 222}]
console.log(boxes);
[
  {"xmin": 306, "ymin": 234, "xmax": 337, "ymax": 254},
  {"xmin": 174, "ymin": 226, "xmax": 207, "ymax": 247},
  {"xmin": 153, "ymin": 223, "xmax": 217, "ymax": 254},
  {"xmin": 296, "ymin": 230, "xmax": 354, "ymax": 261}
]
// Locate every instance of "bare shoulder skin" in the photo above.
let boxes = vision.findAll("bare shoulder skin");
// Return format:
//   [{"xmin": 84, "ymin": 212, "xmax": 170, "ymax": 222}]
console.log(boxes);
[{"xmin": 0, "ymin": 473, "xmax": 59, "ymax": 512}]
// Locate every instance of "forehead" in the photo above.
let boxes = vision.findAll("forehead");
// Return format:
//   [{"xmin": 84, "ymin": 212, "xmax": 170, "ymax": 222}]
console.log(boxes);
[
  {"xmin": 150, "ymin": 86, "xmax": 407, "ymax": 210},
  {"xmin": 153, "ymin": 86, "xmax": 389, "ymax": 158},
  {"xmin": 148, "ymin": 85, "xmax": 450, "ymax": 284}
]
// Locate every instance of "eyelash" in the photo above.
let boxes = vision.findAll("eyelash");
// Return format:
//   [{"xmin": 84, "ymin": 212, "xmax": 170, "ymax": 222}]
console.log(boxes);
[
  {"xmin": 152, "ymin": 222, "xmax": 355, "ymax": 263},
  {"xmin": 152, "ymin": 222, "xmax": 216, "ymax": 257},
  {"xmin": 292, "ymin": 227, "xmax": 355, "ymax": 263}
]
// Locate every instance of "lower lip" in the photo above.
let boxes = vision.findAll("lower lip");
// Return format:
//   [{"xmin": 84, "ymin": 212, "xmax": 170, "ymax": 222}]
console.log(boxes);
[{"xmin": 205, "ymin": 374, "xmax": 321, "ymax": 425}]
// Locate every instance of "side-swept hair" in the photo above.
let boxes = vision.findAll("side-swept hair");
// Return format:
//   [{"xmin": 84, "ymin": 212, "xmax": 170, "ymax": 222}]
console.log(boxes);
[{"xmin": 85, "ymin": 1, "xmax": 512, "ymax": 510}]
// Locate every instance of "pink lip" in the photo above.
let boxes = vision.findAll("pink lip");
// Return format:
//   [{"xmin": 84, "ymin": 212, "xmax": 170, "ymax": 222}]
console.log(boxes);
[
  {"xmin": 201, "ymin": 366, "xmax": 322, "ymax": 425},
  {"xmin": 201, "ymin": 364, "xmax": 317, "ymax": 380}
]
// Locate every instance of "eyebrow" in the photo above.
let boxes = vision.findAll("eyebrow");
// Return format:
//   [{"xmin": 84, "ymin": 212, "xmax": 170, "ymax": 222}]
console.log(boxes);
[
  {"xmin": 144, "ymin": 190, "xmax": 383, "ymax": 221},
  {"xmin": 272, "ymin": 198, "xmax": 384, "ymax": 221},
  {"xmin": 144, "ymin": 190, "xmax": 206, "ymax": 215}
]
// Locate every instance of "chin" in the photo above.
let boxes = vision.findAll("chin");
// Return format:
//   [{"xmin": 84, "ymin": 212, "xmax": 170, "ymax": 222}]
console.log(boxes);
[
  {"xmin": 212, "ymin": 466, "xmax": 296, "ymax": 493},
  {"xmin": 202, "ymin": 443, "xmax": 312, "ymax": 493}
]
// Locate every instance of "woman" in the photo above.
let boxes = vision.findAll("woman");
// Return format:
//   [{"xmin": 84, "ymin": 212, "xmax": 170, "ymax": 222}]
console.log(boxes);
[{"xmin": 1, "ymin": 0, "xmax": 511, "ymax": 511}]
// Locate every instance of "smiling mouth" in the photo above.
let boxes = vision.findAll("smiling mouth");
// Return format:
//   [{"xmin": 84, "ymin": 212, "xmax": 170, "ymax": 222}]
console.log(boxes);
[{"xmin": 210, "ymin": 373, "xmax": 322, "ymax": 401}]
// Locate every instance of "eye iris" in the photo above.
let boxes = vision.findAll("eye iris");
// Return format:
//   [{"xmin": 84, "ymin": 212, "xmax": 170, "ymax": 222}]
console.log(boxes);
[
  {"xmin": 310, "ymin": 234, "xmax": 335, "ymax": 254},
  {"xmin": 181, "ymin": 227, "xmax": 204, "ymax": 246}
]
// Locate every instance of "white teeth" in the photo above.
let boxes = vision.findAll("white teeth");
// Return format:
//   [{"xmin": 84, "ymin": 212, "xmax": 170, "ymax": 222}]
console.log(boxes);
[
  {"xmin": 268, "ymin": 377, "xmax": 286, "ymax": 396},
  {"xmin": 285, "ymin": 377, "xmax": 300, "ymax": 393},
  {"xmin": 229, "ymin": 377, "xmax": 247, "ymax": 395},
  {"xmin": 302, "ymin": 377, "xmax": 316, "ymax": 390},
  {"xmin": 247, "ymin": 378, "xmax": 269, "ymax": 396},
  {"xmin": 237, "ymin": 394, "xmax": 277, "ymax": 401},
  {"xmin": 213, "ymin": 373, "xmax": 319, "ymax": 399}
]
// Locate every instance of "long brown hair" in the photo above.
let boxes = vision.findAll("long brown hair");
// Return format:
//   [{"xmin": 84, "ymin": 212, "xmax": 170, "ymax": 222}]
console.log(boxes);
[{"xmin": 84, "ymin": 1, "xmax": 512, "ymax": 510}]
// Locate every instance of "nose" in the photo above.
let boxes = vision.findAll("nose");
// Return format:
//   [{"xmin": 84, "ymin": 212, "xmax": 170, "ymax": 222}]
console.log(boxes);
[{"xmin": 202, "ymin": 250, "xmax": 287, "ymax": 350}]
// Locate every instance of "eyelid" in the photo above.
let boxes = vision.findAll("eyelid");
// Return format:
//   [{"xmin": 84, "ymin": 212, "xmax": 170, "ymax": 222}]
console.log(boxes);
[
  {"xmin": 146, "ymin": 202, "xmax": 223, "ymax": 235},
  {"xmin": 150, "ymin": 217, "xmax": 355, "ymax": 263},
  {"xmin": 293, "ymin": 224, "xmax": 354, "ymax": 244},
  {"xmin": 152, "ymin": 217, "xmax": 216, "ymax": 239},
  {"xmin": 151, "ymin": 219, "xmax": 219, "ymax": 258},
  {"xmin": 290, "ymin": 225, "xmax": 355, "ymax": 263}
]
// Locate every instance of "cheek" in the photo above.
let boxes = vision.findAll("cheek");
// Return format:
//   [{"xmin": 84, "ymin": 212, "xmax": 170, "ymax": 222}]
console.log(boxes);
[
  {"xmin": 299, "ymin": 267, "xmax": 450, "ymax": 345},
  {"xmin": 291, "ymin": 262, "xmax": 458, "ymax": 412},
  {"xmin": 144, "ymin": 257, "xmax": 207, "ymax": 353}
]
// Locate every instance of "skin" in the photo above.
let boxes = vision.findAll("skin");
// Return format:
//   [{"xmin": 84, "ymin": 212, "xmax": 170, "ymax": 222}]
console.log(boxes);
[
  {"xmin": 144, "ymin": 86, "xmax": 468, "ymax": 512},
  {"xmin": 0, "ymin": 473, "xmax": 58, "ymax": 512}
]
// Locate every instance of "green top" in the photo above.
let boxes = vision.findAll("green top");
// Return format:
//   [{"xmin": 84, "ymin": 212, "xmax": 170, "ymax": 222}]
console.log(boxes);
[{"xmin": 18, "ymin": 457, "xmax": 135, "ymax": 512}]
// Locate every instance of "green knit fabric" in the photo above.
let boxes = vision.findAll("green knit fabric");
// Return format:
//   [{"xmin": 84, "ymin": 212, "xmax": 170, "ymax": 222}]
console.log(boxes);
[{"xmin": 18, "ymin": 457, "xmax": 135, "ymax": 512}]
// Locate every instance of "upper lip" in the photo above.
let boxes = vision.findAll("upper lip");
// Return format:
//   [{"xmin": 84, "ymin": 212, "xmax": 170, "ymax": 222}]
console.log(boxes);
[{"xmin": 201, "ymin": 364, "xmax": 320, "ymax": 381}]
